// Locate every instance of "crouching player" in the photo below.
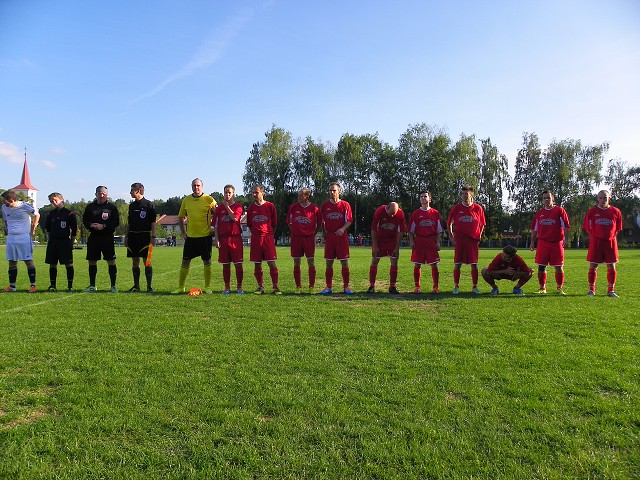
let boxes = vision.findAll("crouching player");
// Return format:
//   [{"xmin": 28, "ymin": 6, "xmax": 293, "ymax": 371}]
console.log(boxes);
[{"xmin": 481, "ymin": 245, "xmax": 533, "ymax": 296}]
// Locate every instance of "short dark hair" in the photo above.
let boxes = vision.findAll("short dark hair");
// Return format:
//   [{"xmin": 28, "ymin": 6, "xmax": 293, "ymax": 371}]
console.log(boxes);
[
  {"xmin": 48, "ymin": 192, "xmax": 64, "ymax": 202},
  {"xmin": 2, "ymin": 190, "xmax": 17, "ymax": 201},
  {"xmin": 503, "ymin": 245, "xmax": 517, "ymax": 256}
]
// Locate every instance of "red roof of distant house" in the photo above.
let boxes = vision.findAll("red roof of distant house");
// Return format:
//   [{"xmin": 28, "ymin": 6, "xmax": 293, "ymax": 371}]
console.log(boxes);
[
  {"xmin": 156, "ymin": 214, "xmax": 182, "ymax": 225},
  {"xmin": 12, "ymin": 159, "xmax": 38, "ymax": 191}
]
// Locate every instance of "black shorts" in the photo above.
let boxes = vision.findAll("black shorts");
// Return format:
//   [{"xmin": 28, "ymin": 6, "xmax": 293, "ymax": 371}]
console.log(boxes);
[
  {"xmin": 86, "ymin": 234, "xmax": 116, "ymax": 261},
  {"xmin": 127, "ymin": 231, "xmax": 152, "ymax": 258},
  {"xmin": 183, "ymin": 236, "xmax": 212, "ymax": 261},
  {"xmin": 45, "ymin": 237, "xmax": 74, "ymax": 265}
]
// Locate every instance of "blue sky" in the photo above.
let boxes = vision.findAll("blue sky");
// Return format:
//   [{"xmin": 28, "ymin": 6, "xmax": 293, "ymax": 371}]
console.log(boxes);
[{"xmin": 1, "ymin": 0, "xmax": 639, "ymax": 207}]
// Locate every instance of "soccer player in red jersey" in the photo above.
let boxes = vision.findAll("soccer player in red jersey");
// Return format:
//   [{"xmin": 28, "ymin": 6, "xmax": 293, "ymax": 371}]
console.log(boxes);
[
  {"xmin": 408, "ymin": 192, "xmax": 443, "ymax": 294},
  {"xmin": 319, "ymin": 182, "xmax": 354, "ymax": 295},
  {"xmin": 583, "ymin": 190, "xmax": 623, "ymax": 298},
  {"xmin": 213, "ymin": 184, "xmax": 245, "ymax": 294},
  {"xmin": 447, "ymin": 185, "xmax": 486, "ymax": 294},
  {"xmin": 368, "ymin": 202, "xmax": 406, "ymax": 294},
  {"xmin": 481, "ymin": 245, "xmax": 533, "ymax": 296},
  {"xmin": 247, "ymin": 185, "xmax": 280, "ymax": 295},
  {"xmin": 288, "ymin": 188, "xmax": 321, "ymax": 294},
  {"xmin": 530, "ymin": 190, "xmax": 571, "ymax": 295}
]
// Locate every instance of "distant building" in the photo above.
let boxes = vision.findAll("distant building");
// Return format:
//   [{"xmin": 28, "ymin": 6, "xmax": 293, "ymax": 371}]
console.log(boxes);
[
  {"xmin": 11, "ymin": 152, "xmax": 38, "ymax": 207},
  {"xmin": 156, "ymin": 214, "xmax": 182, "ymax": 233}
]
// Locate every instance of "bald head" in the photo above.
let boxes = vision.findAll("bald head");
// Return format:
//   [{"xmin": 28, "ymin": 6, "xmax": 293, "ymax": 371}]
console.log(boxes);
[{"xmin": 386, "ymin": 202, "xmax": 399, "ymax": 216}]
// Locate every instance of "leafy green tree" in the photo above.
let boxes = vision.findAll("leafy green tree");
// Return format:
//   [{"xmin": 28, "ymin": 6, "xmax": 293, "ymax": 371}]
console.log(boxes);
[
  {"xmin": 154, "ymin": 196, "xmax": 183, "ymax": 216},
  {"xmin": 478, "ymin": 138, "xmax": 510, "ymax": 238},
  {"xmin": 605, "ymin": 158, "xmax": 640, "ymax": 225},
  {"xmin": 334, "ymin": 133, "xmax": 382, "ymax": 234},
  {"xmin": 114, "ymin": 198, "xmax": 128, "ymax": 236},
  {"xmin": 565, "ymin": 142, "xmax": 609, "ymax": 245},
  {"xmin": 293, "ymin": 136, "xmax": 335, "ymax": 197},
  {"xmin": 371, "ymin": 142, "xmax": 401, "ymax": 205},
  {"xmin": 396, "ymin": 123, "xmax": 438, "ymax": 211},
  {"xmin": 242, "ymin": 125, "xmax": 296, "ymax": 241},
  {"xmin": 543, "ymin": 138, "xmax": 582, "ymax": 206},
  {"xmin": 450, "ymin": 133, "xmax": 480, "ymax": 193},
  {"xmin": 510, "ymin": 132, "xmax": 545, "ymax": 214},
  {"xmin": 423, "ymin": 133, "xmax": 454, "ymax": 213}
]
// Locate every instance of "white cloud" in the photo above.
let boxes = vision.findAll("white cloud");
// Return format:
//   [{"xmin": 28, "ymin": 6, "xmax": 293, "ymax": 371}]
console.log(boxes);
[
  {"xmin": 42, "ymin": 160, "xmax": 56, "ymax": 169},
  {"xmin": 51, "ymin": 146, "xmax": 66, "ymax": 155},
  {"xmin": 129, "ymin": 9, "xmax": 255, "ymax": 106},
  {"xmin": 0, "ymin": 142, "xmax": 22, "ymax": 164}
]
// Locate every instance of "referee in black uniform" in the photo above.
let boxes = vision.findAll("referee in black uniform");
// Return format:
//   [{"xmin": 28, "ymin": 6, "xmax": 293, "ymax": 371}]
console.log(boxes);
[
  {"xmin": 124, "ymin": 182, "xmax": 157, "ymax": 292},
  {"xmin": 44, "ymin": 192, "xmax": 78, "ymax": 292}
]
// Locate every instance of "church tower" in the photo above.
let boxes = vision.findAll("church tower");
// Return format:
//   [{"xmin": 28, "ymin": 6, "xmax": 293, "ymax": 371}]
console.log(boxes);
[{"xmin": 12, "ymin": 148, "xmax": 39, "ymax": 207}]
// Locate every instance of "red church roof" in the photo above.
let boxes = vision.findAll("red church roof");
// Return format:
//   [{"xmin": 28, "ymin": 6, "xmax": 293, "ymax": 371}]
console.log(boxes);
[{"xmin": 12, "ymin": 159, "xmax": 38, "ymax": 191}]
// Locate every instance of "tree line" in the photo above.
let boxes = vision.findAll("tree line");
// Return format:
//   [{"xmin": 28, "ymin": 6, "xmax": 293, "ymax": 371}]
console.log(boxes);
[
  {"xmin": 242, "ymin": 124, "xmax": 640, "ymax": 244},
  {"xmin": 2, "ymin": 122, "xmax": 639, "ymax": 245}
]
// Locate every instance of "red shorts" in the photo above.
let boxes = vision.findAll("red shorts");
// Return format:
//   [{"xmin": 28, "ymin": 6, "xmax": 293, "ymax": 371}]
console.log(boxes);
[
  {"xmin": 453, "ymin": 236, "xmax": 479, "ymax": 264},
  {"xmin": 373, "ymin": 238, "xmax": 399, "ymax": 258},
  {"xmin": 324, "ymin": 234, "xmax": 350, "ymax": 260},
  {"xmin": 290, "ymin": 235, "xmax": 315, "ymax": 259},
  {"xmin": 250, "ymin": 235, "xmax": 277, "ymax": 262},
  {"xmin": 587, "ymin": 237, "xmax": 618, "ymax": 264},
  {"xmin": 535, "ymin": 239, "xmax": 564, "ymax": 267},
  {"xmin": 411, "ymin": 236, "xmax": 440, "ymax": 265},
  {"xmin": 218, "ymin": 236, "xmax": 243, "ymax": 264}
]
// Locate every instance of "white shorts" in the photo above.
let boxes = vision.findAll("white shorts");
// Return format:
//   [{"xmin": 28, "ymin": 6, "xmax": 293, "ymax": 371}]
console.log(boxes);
[{"xmin": 5, "ymin": 234, "xmax": 34, "ymax": 261}]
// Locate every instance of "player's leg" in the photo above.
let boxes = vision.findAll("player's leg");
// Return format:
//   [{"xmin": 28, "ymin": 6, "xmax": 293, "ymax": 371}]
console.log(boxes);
[
  {"xmin": 267, "ymin": 259, "xmax": 280, "ymax": 294},
  {"xmin": 320, "ymin": 258, "xmax": 335, "ymax": 294},
  {"xmin": 587, "ymin": 262, "xmax": 598, "ymax": 295},
  {"xmin": 6, "ymin": 260, "xmax": 18, "ymax": 290},
  {"xmin": 537, "ymin": 265, "xmax": 547, "ymax": 292},
  {"xmin": 368, "ymin": 256, "xmax": 380, "ymax": 292},
  {"xmin": 389, "ymin": 255, "xmax": 399, "ymax": 294},
  {"xmin": 606, "ymin": 263, "xmax": 618, "ymax": 297},
  {"xmin": 293, "ymin": 257, "xmax": 302, "ymax": 289},
  {"xmin": 106, "ymin": 258, "xmax": 118, "ymax": 292},
  {"xmin": 452, "ymin": 263, "xmax": 462, "ymax": 293},
  {"xmin": 306, "ymin": 256, "xmax": 316, "ymax": 291},
  {"xmin": 554, "ymin": 265, "xmax": 565, "ymax": 294},
  {"xmin": 340, "ymin": 258, "xmax": 351, "ymax": 293},
  {"xmin": 130, "ymin": 256, "xmax": 141, "ymax": 291},
  {"xmin": 24, "ymin": 259, "xmax": 36, "ymax": 292},
  {"xmin": 413, "ymin": 263, "xmax": 422, "ymax": 293}
]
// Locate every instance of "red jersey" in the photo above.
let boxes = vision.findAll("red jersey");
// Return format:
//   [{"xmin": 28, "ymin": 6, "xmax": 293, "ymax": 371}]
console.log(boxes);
[
  {"xmin": 247, "ymin": 201, "xmax": 277, "ymax": 236},
  {"xmin": 447, "ymin": 203, "xmax": 486, "ymax": 240},
  {"xmin": 530, "ymin": 205, "xmax": 570, "ymax": 243},
  {"xmin": 288, "ymin": 202, "xmax": 321, "ymax": 237},
  {"xmin": 409, "ymin": 207, "xmax": 443, "ymax": 238},
  {"xmin": 320, "ymin": 199, "xmax": 353, "ymax": 235},
  {"xmin": 487, "ymin": 253, "xmax": 530, "ymax": 273},
  {"xmin": 583, "ymin": 205, "xmax": 623, "ymax": 240},
  {"xmin": 213, "ymin": 202, "xmax": 243, "ymax": 237},
  {"xmin": 372, "ymin": 205, "xmax": 407, "ymax": 241}
]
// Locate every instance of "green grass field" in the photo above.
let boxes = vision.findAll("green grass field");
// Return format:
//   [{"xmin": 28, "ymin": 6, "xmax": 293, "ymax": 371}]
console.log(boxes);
[{"xmin": 1, "ymin": 246, "xmax": 639, "ymax": 479}]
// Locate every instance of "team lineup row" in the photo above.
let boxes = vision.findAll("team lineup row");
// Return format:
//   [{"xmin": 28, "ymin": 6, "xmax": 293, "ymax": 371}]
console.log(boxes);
[{"xmin": 1, "ymin": 180, "xmax": 623, "ymax": 297}]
